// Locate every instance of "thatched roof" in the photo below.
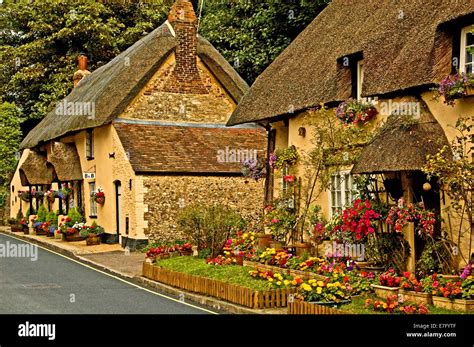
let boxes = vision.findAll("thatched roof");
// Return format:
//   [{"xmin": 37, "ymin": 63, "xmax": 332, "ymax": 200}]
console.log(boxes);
[
  {"xmin": 48, "ymin": 142, "xmax": 83, "ymax": 181},
  {"xmin": 351, "ymin": 99, "xmax": 450, "ymax": 174},
  {"xmin": 114, "ymin": 120, "xmax": 266, "ymax": 174},
  {"xmin": 19, "ymin": 151, "xmax": 56, "ymax": 185},
  {"xmin": 21, "ymin": 22, "xmax": 249, "ymax": 149},
  {"xmin": 227, "ymin": 0, "xmax": 474, "ymax": 126}
]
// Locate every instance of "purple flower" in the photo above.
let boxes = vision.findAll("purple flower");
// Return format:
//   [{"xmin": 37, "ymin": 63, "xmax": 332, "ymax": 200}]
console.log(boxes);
[{"xmin": 460, "ymin": 263, "xmax": 472, "ymax": 279}]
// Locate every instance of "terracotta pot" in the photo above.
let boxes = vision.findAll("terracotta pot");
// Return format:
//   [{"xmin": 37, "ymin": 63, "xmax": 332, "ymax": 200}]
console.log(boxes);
[
  {"xmin": 295, "ymin": 242, "xmax": 312, "ymax": 256},
  {"xmin": 256, "ymin": 233, "xmax": 272, "ymax": 251},
  {"xmin": 86, "ymin": 234, "xmax": 101, "ymax": 246},
  {"xmin": 65, "ymin": 230, "xmax": 85, "ymax": 242}
]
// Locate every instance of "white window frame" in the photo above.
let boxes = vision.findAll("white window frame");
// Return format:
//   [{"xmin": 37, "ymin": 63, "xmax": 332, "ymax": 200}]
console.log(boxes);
[
  {"xmin": 357, "ymin": 61, "xmax": 364, "ymax": 101},
  {"xmin": 460, "ymin": 25, "xmax": 474, "ymax": 74},
  {"xmin": 85, "ymin": 129, "xmax": 94, "ymax": 160},
  {"xmin": 329, "ymin": 171, "xmax": 358, "ymax": 217}
]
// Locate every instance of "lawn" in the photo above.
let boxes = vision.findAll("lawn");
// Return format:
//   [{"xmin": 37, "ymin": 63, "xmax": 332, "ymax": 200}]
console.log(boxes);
[
  {"xmin": 340, "ymin": 294, "xmax": 466, "ymax": 315},
  {"xmin": 156, "ymin": 256, "xmax": 271, "ymax": 291}
]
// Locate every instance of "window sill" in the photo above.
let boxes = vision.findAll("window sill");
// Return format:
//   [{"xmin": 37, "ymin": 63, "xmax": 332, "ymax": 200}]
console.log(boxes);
[
  {"xmin": 89, "ymin": 215, "xmax": 97, "ymax": 219},
  {"xmin": 86, "ymin": 157, "xmax": 95, "ymax": 161}
]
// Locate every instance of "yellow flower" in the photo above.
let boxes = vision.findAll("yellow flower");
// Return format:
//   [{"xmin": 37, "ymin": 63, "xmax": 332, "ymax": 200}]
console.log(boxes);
[
  {"xmin": 250, "ymin": 236, "xmax": 255, "ymax": 241},
  {"xmin": 268, "ymin": 278, "xmax": 273, "ymax": 282},
  {"xmin": 308, "ymin": 279, "xmax": 316, "ymax": 284},
  {"xmin": 283, "ymin": 280, "xmax": 290, "ymax": 286},
  {"xmin": 383, "ymin": 303, "xmax": 387, "ymax": 309},
  {"xmin": 327, "ymin": 283, "xmax": 333, "ymax": 288},
  {"xmin": 277, "ymin": 281, "xmax": 282, "ymax": 286},
  {"xmin": 316, "ymin": 287, "xmax": 322, "ymax": 294},
  {"xmin": 334, "ymin": 282, "xmax": 341, "ymax": 287},
  {"xmin": 317, "ymin": 281, "xmax": 324, "ymax": 287},
  {"xmin": 301, "ymin": 283, "xmax": 312, "ymax": 291},
  {"xmin": 243, "ymin": 233, "xmax": 248, "ymax": 239}
]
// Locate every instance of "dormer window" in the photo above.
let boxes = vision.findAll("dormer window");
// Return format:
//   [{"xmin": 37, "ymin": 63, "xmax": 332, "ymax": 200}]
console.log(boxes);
[{"xmin": 460, "ymin": 25, "xmax": 474, "ymax": 74}]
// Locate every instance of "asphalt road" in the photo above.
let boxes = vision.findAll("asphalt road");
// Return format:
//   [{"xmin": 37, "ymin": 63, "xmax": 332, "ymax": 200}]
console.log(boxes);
[{"xmin": 0, "ymin": 233, "xmax": 213, "ymax": 314}]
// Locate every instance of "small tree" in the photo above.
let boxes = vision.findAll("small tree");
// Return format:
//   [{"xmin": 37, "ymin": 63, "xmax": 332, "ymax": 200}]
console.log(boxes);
[{"xmin": 423, "ymin": 117, "xmax": 474, "ymax": 266}]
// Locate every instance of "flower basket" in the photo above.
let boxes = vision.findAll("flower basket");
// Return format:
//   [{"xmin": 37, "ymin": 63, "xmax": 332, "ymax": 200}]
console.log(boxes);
[
  {"xmin": 19, "ymin": 191, "xmax": 31, "ymax": 202},
  {"xmin": 64, "ymin": 230, "xmax": 85, "ymax": 242},
  {"xmin": 179, "ymin": 249, "xmax": 193, "ymax": 256},
  {"xmin": 371, "ymin": 284, "xmax": 399, "ymax": 300},
  {"xmin": 399, "ymin": 289, "xmax": 432, "ymax": 305},
  {"xmin": 23, "ymin": 226, "xmax": 29, "ymax": 234},
  {"xmin": 86, "ymin": 234, "xmax": 101, "ymax": 246},
  {"xmin": 95, "ymin": 196, "xmax": 105, "ymax": 205},
  {"xmin": 432, "ymin": 296, "xmax": 474, "ymax": 312},
  {"xmin": 10, "ymin": 224, "xmax": 23, "ymax": 233},
  {"xmin": 47, "ymin": 195, "xmax": 55, "ymax": 203}
]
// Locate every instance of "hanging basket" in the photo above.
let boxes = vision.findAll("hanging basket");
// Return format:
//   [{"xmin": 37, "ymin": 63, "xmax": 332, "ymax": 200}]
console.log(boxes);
[{"xmin": 95, "ymin": 196, "xmax": 105, "ymax": 205}]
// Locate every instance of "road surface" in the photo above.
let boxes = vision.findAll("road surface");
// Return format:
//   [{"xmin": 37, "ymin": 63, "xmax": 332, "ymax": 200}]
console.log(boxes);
[{"xmin": 0, "ymin": 233, "xmax": 213, "ymax": 314}]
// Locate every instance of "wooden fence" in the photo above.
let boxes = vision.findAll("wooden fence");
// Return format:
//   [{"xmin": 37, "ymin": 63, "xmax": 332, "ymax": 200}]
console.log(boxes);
[
  {"xmin": 243, "ymin": 261, "xmax": 328, "ymax": 281},
  {"xmin": 142, "ymin": 262, "xmax": 297, "ymax": 309},
  {"xmin": 287, "ymin": 301, "xmax": 345, "ymax": 315}
]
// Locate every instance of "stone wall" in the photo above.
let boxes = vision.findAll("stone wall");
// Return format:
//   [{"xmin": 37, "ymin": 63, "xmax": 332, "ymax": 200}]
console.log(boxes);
[{"xmin": 143, "ymin": 175, "xmax": 264, "ymax": 243}]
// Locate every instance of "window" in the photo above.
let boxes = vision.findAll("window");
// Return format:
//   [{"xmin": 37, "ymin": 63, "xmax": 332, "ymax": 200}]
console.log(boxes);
[
  {"xmin": 89, "ymin": 182, "xmax": 97, "ymax": 217},
  {"xmin": 460, "ymin": 25, "xmax": 474, "ymax": 74},
  {"xmin": 86, "ymin": 129, "xmax": 94, "ymax": 160},
  {"xmin": 357, "ymin": 61, "xmax": 364, "ymax": 101},
  {"xmin": 329, "ymin": 172, "xmax": 358, "ymax": 216}
]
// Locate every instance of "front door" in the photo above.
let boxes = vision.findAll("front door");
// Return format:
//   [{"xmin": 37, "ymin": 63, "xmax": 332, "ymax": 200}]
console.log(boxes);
[{"xmin": 115, "ymin": 181, "xmax": 122, "ymax": 244}]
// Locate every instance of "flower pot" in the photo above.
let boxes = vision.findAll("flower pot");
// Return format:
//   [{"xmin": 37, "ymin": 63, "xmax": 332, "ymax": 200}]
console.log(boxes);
[
  {"xmin": 399, "ymin": 289, "xmax": 432, "ymax": 305},
  {"xmin": 432, "ymin": 296, "xmax": 474, "ymax": 312},
  {"xmin": 35, "ymin": 228, "xmax": 48, "ymax": 236},
  {"xmin": 269, "ymin": 241, "xmax": 284, "ymax": 250},
  {"xmin": 65, "ymin": 230, "xmax": 85, "ymax": 242},
  {"xmin": 371, "ymin": 284, "xmax": 399, "ymax": 299},
  {"xmin": 295, "ymin": 242, "xmax": 312, "ymax": 257},
  {"xmin": 234, "ymin": 254, "xmax": 244, "ymax": 266},
  {"xmin": 95, "ymin": 196, "xmax": 105, "ymax": 205},
  {"xmin": 180, "ymin": 250, "xmax": 193, "ymax": 256},
  {"xmin": 55, "ymin": 232, "xmax": 62, "ymax": 240},
  {"xmin": 10, "ymin": 225, "xmax": 22, "ymax": 232},
  {"xmin": 86, "ymin": 234, "xmax": 101, "ymax": 246},
  {"xmin": 256, "ymin": 233, "xmax": 272, "ymax": 251},
  {"xmin": 23, "ymin": 226, "xmax": 29, "ymax": 235}
]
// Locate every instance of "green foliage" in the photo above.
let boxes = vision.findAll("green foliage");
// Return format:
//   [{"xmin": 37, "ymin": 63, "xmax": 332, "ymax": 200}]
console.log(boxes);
[
  {"xmin": 67, "ymin": 207, "xmax": 83, "ymax": 224},
  {"xmin": 0, "ymin": 0, "xmax": 169, "ymax": 121},
  {"xmin": 36, "ymin": 204, "xmax": 48, "ymax": 222},
  {"xmin": 0, "ymin": 102, "xmax": 21, "ymax": 187},
  {"xmin": 265, "ymin": 198, "xmax": 296, "ymax": 242},
  {"xmin": 177, "ymin": 204, "xmax": 246, "ymax": 258},
  {"xmin": 274, "ymin": 145, "xmax": 299, "ymax": 170},
  {"xmin": 25, "ymin": 207, "xmax": 31, "ymax": 221},
  {"xmin": 15, "ymin": 209, "xmax": 24, "ymax": 221},
  {"xmin": 46, "ymin": 211, "xmax": 58, "ymax": 227},
  {"xmin": 365, "ymin": 232, "xmax": 410, "ymax": 272},
  {"xmin": 416, "ymin": 238, "xmax": 456, "ymax": 278},
  {"xmin": 79, "ymin": 220, "xmax": 104, "ymax": 238},
  {"xmin": 200, "ymin": 0, "xmax": 329, "ymax": 83}
]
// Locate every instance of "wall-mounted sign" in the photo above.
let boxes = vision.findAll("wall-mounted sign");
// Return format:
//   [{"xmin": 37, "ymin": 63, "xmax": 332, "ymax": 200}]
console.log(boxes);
[{"xmin": 83, "ymin": 172, "xmax": 95, "ymax": 179}]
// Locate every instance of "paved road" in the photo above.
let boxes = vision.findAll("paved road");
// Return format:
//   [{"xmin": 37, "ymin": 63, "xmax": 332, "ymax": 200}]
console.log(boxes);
[{"xmin": 0, "ymin": 233, "xmax": 212, "ymax": 314}]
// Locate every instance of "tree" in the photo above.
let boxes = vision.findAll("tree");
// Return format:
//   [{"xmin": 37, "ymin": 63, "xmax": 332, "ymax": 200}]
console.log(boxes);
[
  {"xmin": 0, "ymin": 102, "xmax": 21, "ymax": 209},
  {"xmin": 0, "ymin": 0, "xmax": 169, "ymax": 123},
  {"xmin": 199, "ymin": 0, "xmax": 329, "ymax": 83}
]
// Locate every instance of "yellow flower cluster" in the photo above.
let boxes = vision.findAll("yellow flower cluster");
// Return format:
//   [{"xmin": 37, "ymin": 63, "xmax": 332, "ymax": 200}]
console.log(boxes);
[
  {"xmin": 259, "ymin": 248, "xmax": 276, "ymax": 259},
  {"xmin": 242, "ymin": 232, "xmax": 256, "ymax": 242}
]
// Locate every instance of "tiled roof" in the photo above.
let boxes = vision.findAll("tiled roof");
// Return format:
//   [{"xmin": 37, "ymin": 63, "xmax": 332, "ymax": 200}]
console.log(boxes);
[{"xmin": 113, "ymin": 121, "xmax": 266, "ymax": 174}]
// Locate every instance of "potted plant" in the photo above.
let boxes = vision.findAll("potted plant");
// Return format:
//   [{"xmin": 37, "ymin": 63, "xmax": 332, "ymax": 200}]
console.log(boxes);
[
  {"xmin": 44, "ymin": 189, "xmax": 56, "ymax": 204},
  {"xmin": 18, "ymin": 190, "xmax": 31, "ymax": 202},
  {"xmin": 297, "ymin": 279, "xmax": 350, "ymax": 308},
  {"xmin": 178, "ymin": 243, "xmax": 193, "ymax": 256},
  {"xmin": 19, "ymin": 218, "xmax": 29, "ymax": 234},
  {"xmin": 270, "ymin": 145, "xmax": 299, "ymax": 170},
  {"xmin": 421, "ymin": 273, "xmax": 473, "ymax": 312},
  {"xmin": 335, "ymin": 98, "xmax": 378, "ymax": 126},
  {"xmin": 91, "ymin": 187, "xmax": 105, "ymax": 205},
  {"xmin": 241, "ymin": 158, "xmax": 266, "ymax": 181},
  {"xmin": 371, "ymin": 268, "xmax": 401, "ymax": 299},
  {"xmin": 59, "ymin": 208, "xmax": 85, "ymax": 241},
  {"xmin": 398, "ymin": 271, "xmax": 432, "ymax": 305},
  {"xmin": 437, "ymin": 72, "xmax": 474, "ymax": 106},
  {"xmin": 79, "ymin": 221, "xmax": 105, "ymax": 246}
]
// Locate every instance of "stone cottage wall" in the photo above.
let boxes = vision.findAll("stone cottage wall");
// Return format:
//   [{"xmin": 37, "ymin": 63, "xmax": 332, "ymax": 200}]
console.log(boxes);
[{"xmin": 143, "ymin": 175, "xmax": 264, "ymax": 243}]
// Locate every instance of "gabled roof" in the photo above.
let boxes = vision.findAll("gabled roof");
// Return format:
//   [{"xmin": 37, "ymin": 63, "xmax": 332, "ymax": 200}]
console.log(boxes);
[
  {"xmin": 113, "ymin": 120, "xmax": 266, "ymax": 174},
  {"xmin": 21, "ymin": 22, "xmax": 249, "ymax": 149},
  {"xmin": 227, "ymin": 0, "xmax": 474, "ymax": 126}
]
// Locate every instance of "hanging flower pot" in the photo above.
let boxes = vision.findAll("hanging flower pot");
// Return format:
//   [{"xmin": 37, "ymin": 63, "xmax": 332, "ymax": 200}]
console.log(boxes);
[
  {"xmin": 19, "ymin": 191, "xmax": 31, "ymax": 202},
  {"xmin": 95, "ymin": 196, "xmax": 105, "ymax": 205},
  {"xmin": 91, "ymin": 187, "xmax": 105, "ymax": 205}
]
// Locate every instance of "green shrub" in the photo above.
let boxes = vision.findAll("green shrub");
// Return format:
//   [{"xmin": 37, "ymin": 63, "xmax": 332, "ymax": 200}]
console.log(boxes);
[
  {"xmin": 177, "ymin": 204, "xmax": 246, "ymax": 258},
  {"xmin": 25, "ymin": 208, "xmax": 31, "ymax": 221},
  {"xmin": 46, "ymin": 211, "xmax": 58, "ymax": 227},
  {"xmin": 36, "ymin": 205, "xmax": 48, "ymax": 222},
  {"xmin": 67, "ymin": 208, "xmax": 83, "ymax": 224},
  {"xmin": 15, "ymin": 210, "xmax": 24, "ymax": 221}
]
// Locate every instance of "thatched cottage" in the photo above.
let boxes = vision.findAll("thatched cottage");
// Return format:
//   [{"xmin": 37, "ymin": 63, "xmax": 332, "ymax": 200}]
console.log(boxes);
[
  {"xmin": 228, "ymin": 0, "xmax": 474, "ymax": 271},
  {"xmin": 10, "ymin": 0, "xmax": 266, "ymax": 249}
]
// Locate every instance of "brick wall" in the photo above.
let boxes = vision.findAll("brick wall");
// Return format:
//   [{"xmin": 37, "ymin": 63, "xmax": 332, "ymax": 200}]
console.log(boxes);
[{"xmin": 142, "ymin": 175, "xmax": 264, "ymax": 243}]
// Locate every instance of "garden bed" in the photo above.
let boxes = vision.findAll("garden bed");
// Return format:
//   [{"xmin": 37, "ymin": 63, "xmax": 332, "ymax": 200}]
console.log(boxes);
[
  {"xmin": 142, "ymin": 259, "xmax": 296, "ymax": 309},
  {"xmin": 243, "ymin": 260, "xmax": 328, "ymax": 281}
]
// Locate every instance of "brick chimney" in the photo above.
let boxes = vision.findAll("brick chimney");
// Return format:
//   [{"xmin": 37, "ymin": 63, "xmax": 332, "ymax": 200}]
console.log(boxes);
[
  {"xmin": 164, "ymin": 0, "xmax": 208, "ymax": 94},
  {"xmin": 73, "ymin": 54, "xmax": 91, "ymax": 87}
]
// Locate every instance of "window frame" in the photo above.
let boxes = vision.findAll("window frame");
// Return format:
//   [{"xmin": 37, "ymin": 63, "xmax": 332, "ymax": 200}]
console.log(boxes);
[
  {"xmin": 460, "ymin": 25, "xmax": 474, "ymax": 74},
  {"xmin": 329, "ymin": 171, "xmax": 358, "ymax": 217},
  {"xmin": 357, "ymin": 60, "xmax": 364, "ymax": 101},
  {"xmin": 85, "ymin": 129, "xmax": 94, "ymax": 160}
]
